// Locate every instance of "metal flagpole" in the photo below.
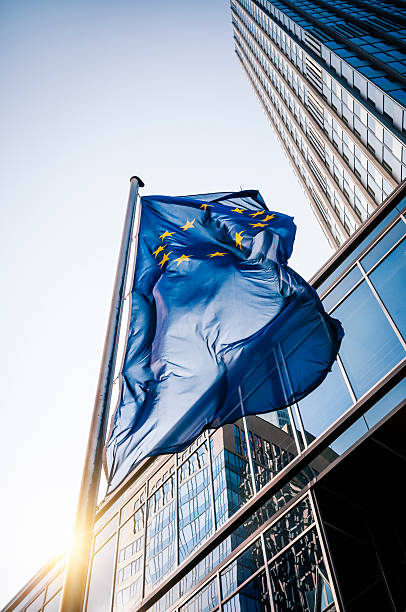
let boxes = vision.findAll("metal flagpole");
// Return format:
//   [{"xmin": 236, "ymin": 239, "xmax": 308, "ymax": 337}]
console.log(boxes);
[{"xmin": 59, "ymin": 176, "xmax": 144, "ymax": 612}]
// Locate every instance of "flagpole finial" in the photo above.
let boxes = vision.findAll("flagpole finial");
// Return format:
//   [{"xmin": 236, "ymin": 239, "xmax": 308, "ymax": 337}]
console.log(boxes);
[{"xmin": 130, "ymin": 176, "xmax": 145, "ymax": 187}]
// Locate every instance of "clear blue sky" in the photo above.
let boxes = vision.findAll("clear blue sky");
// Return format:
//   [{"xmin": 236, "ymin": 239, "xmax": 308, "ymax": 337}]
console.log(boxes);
[{"xmin": 0, "ymin": 0, "xmax": 332, "ymax": 606}]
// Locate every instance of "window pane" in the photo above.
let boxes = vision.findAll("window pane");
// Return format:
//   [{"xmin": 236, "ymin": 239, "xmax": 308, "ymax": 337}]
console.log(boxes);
[
  {"xmin": 94, "ymin": 514, "xmax": 118, "ymax": 551},
  {"xmin": 364, "ymin": 379, "xmax": 406, "ymax": 429},
  {"xmin": 45, "ymin": 572, "xmax": 64, "ymax": 604},
  {"xmin": 149, "ymin": 585, "xmax": 179, "ymax": 612},
  {"xmin": 116, "ymin": 504, "xmax": 145, "ymax": 607},
  {"xmin": 145, "ymin": 475, "xmax": 176, "ymax": 591},
  {"xmin": 298, "ymin": 360, "xmax": 353, "ymax": 443},
  {"xmin": 332, "ymin": 281, "xmax": 405, "ymax": 398},
  {"xmin": 368, "ymin": 239, "xmax": 406, "ymax": 340},
  {"xmin": 220, "ymin": 539, "xmax": 264, "ymax": 599},
  {"xmin": 120, "ymin": 486, "xmax": 146, "ymax": 524},
  {"xmin": 246, "ymin": 412, "xmax": 298, "ymax": 492},
  {"xmin": 361, "ymin": 219, "xmax": 405, "ymax": 271},
  {"xmin": 180, "ymin": 579, "xmax": 219, "ymax": 612},
  {"xmin": 223, "ymin": 571, "xmax": 271, "ymax": 612},
  {"xmin": 86, "ymin": 535, "xmax": 116, "ymax": 612},
  {"xmin": 43, "ymin": 593, "xmax": 61, "ymax": 612},
  {"xmin": 330, "ymin": 417, "xmax": 368, "ymax": 455},
  {"xmin": 269, "ymin": 528, "xmax": 329, "ymax": 611},
  {"xmin": 25, "ymin": 591, "xmax": 45, "ymax": 612},
  {"xmin": 179, "ymin": 538, "xmax": 232, "ymax": 602},
  {"xmin": 211, "ymin": 427, "xmax": 253, "ymax": 527},
  {"xmin": 264, "ymin": 496, "xmax": 313, "ymax": 559},
  {"xmin": 316, "ymin": 206, "xmax": 402, "ymax": 295},
  {"xmin": 178, "ymin": 442, "xmax": 213, "ymax": 564},
  {"xmin": 322, "ymin": 265, "xmax": 362, "ymax": 312}
]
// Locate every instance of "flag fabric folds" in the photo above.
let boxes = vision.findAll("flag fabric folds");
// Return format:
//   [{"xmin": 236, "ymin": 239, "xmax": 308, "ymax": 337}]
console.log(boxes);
[{"xmin": 105, "ymin": 190, "xmax": 343, "ymax": 491}]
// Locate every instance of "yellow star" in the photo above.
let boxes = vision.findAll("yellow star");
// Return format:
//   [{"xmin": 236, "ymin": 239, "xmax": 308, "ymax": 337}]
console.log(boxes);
[
  {"xmin": 152, "ymin": 244, "xmax": 167, "ymax": 258},
  {"xmin": 200, "ymin": 203, "xmax": 213, "ymax": 210},
  {"xmin": 249, "ymin": 210, "xmax": 264, "ymax": 218},
  {"xmin": 235, "ymin": 231, "xmax": 244, "ymax": 249},
  {"xmin": 263, "ymin": 214, "xmax": 275, "ymax": 222},
  {"xmin": 159, "ymin": 230, "xmax": 175, "ymax": 241},
  {"xmin": 173, "ymin": 254, "xmax": 191, "ymax": 266},
  {"xmin": 208, "ymin": 252, "xmax": 227, "ymax": 258},
  {"xmin": 181, "ymin": 218, "xmax": 196, "ymax": 231},
  {"xmin": 249, "ymin": 222, "xmax": 268, "ymax": 228},
  {"xmin": 231, "ymin": 207, "xmax": 245, "ymax": 214},
  {"xmin": 158, "ymin": 252, "xmax": 172, "ymax": 269}
]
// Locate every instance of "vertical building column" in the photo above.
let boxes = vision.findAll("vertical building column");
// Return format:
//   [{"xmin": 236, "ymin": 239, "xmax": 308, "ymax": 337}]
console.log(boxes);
[
  {"xmin": 239, "ymin": 387, "xmax": 258, "ymax": 497},
  {"xmin": 175, "ymin": 450, "xmax": 180, "ymax": 570},
  {"xmin": 140, "ymin": 483, "xmax": 149, "ymax": 601},
  {"xmin": 109, "ymin": 520, "xmax": 121, "ymax": 612},
  {"xmin": 207, "ymin": 431, "xmax": 218, "ymax": 532},
  {"xmin": 260, "ymin": 531, "xmax": 277, "ymax": 612},
  {"xmin": 272, "ymin": 346, "xmax": 303, "ymax": 456}
]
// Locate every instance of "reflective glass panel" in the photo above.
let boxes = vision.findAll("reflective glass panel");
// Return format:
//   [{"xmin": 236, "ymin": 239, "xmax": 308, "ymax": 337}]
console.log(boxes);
[
  {"xmin": 264, "ymin": 496, "xmax": 313, "ymax": 559},
  {"xmin": 118, "ymin": 506, "xmax": 145, "ymax": 568},
  {"xmin": 322, "ymin": 265, "xmax": 362, "ymax": 312},
  {"xmin": 45, "ymin": 572, "xmax": 64, "ymax": 604},
  {"xmin": 298, "ymin": 361, "xmax": 353, "ymax": 444},
  {"xmin": 179, "ymin": 579, "xmax": 219, "ymax": 612},
  {"xmin": 94, "ymin": 514, "xmax": 118, "ymax": 551},
  {"xmin": 148, "ymin": 458, "xmax": 175, "ymax": 496},
  {"xmin": 152, "ymin": 473, "xmax": 312, "ymax": 611},
  {"xmin": 149, "ymin": 585, "xmax": 179, "ymax": 612},
  {"xmin": 86, "ymin": 535, "xmax": 116, "ymax": 612},
  {"xmin": 119, "ymin": 556, "xmax": 142, "ymax": 584},
  {"xmin": 330, "ymin": 418, "xmax": 368, "ymax": 455},
  {"xmin": 43, "ymin": 594, "xmax": 61, "ymax": 612},
  {"xmin": 316, "ymin": 206, "xmax": 402, "ymax": 295},
  {"xmin": 247, "ymin": 412, "xmax": 297, "ymax": 492},
  {"xmin": 180, "ymin": 538, "xmax": 233, "ymax": 600},
  {"xmin": 220, "ymin": 539, "xmax": 264, "ymax": 599},
  {"xmin": 178, "ymin": 441, "xmax": 213, "ymax": 564},
  {"xmin": 332, "ymin": 281, "xmax": 404, "ymax": 398},
  {"xmin": 118, "ymin": 531, "xmax": 143, "ymax": 564},
  {"xmin": 361, "ymin": 219, "xmax": 405, "ymax": 272},
  {"xmin": 223, "ymin": 570, "xmax": 271, "ymax": 612},
  {"xmin": 25, "ymin": 591, "xmax": 44, "ymax": 612},
  {"xmin": 211, "ymin": 427, "xmax": 253, "ymax": 527},
  {"xmin": 114, "ymin": 575, "xmax": 142, "ymax": 611},
  {"xmin": 269, "ymin": 528, "xmax": 327, "ymax": 611},
  {"xmin": 145, "ymin": 476, "xmax": 176, "ymax": 592},
  {"xmin": 18, "ymin": 573, "xmax": 51, "ymax": 611},
  {"xmin": 364, "ymin": 379, "xmax": 406, "ymax": 429},
  {"xmin": 368, "ymin": 238, "xmax": 406, "ymax": 340},
  {"xmin": 120, "ymin": 486, "xmax": 146, "ymax": 524},
  {"xmin": 320, "ymin": 573, "xmax": 335, "ymax": 610}
]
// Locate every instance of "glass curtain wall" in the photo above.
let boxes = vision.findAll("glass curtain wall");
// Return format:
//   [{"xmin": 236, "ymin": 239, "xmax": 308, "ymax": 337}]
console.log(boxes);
[
  {"xmin": 15, "ymin": 199, "xmax": 405, "ymax": 612},
  {"xmin": 231, "ymin": 0, "xmax": 406, "ymax": 247},
  {"xmin": 81, "ymin": 201, "xmax": 405, "ymax": 612}
]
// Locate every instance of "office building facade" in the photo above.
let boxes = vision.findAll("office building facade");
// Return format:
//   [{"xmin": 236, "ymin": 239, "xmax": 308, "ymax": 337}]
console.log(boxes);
[
  {"xmin": 231, "ymin": 0, "xmax": 406, "ymax": 247},
  {"xmin": 4, "ymin": 182, "xmax": 406, "ymax": 612}
]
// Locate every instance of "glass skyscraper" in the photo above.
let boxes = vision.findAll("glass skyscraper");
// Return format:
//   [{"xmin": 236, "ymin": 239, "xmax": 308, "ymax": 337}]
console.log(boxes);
[
  {"xmin": 230, "ymin": 0, "xmax": 406, "ymax": 247},
  {"xmin": 4, "ymin": 182, "xmax": 405, "ymax": 612}
]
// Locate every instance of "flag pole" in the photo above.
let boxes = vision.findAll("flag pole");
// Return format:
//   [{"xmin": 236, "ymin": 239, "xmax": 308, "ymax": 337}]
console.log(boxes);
[{"xmin": 59, "ymin": 176, "xmax": 144, "ymax": 612}]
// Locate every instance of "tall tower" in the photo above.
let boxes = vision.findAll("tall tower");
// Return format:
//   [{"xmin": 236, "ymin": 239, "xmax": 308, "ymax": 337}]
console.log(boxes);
[{"xmin": 231, "ymin": 0, "xmax": 406, "ymax": 247}]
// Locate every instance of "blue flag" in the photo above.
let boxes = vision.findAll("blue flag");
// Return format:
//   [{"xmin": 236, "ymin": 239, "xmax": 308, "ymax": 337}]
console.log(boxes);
[{"xmin": 105, "ymin": 190, "xmax": 343, "ymax": 490}]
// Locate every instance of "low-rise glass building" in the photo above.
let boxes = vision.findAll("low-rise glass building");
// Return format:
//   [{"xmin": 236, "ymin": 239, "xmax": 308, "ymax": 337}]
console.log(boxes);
[{"xmin": 4, "ymin": 182, "xmax": 406, "ymax": 612}]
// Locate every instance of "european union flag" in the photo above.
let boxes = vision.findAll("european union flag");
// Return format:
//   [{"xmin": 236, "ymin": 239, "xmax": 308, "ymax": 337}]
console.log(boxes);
[{"xmin": 105, "ymin": 190, "xmax": 343, "ymax": 490}]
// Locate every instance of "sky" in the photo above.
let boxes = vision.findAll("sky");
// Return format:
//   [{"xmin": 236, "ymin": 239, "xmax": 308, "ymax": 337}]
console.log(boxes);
[{"xmin": 0, "ymin": 0, "xmax": 332, "ymax": 607}]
